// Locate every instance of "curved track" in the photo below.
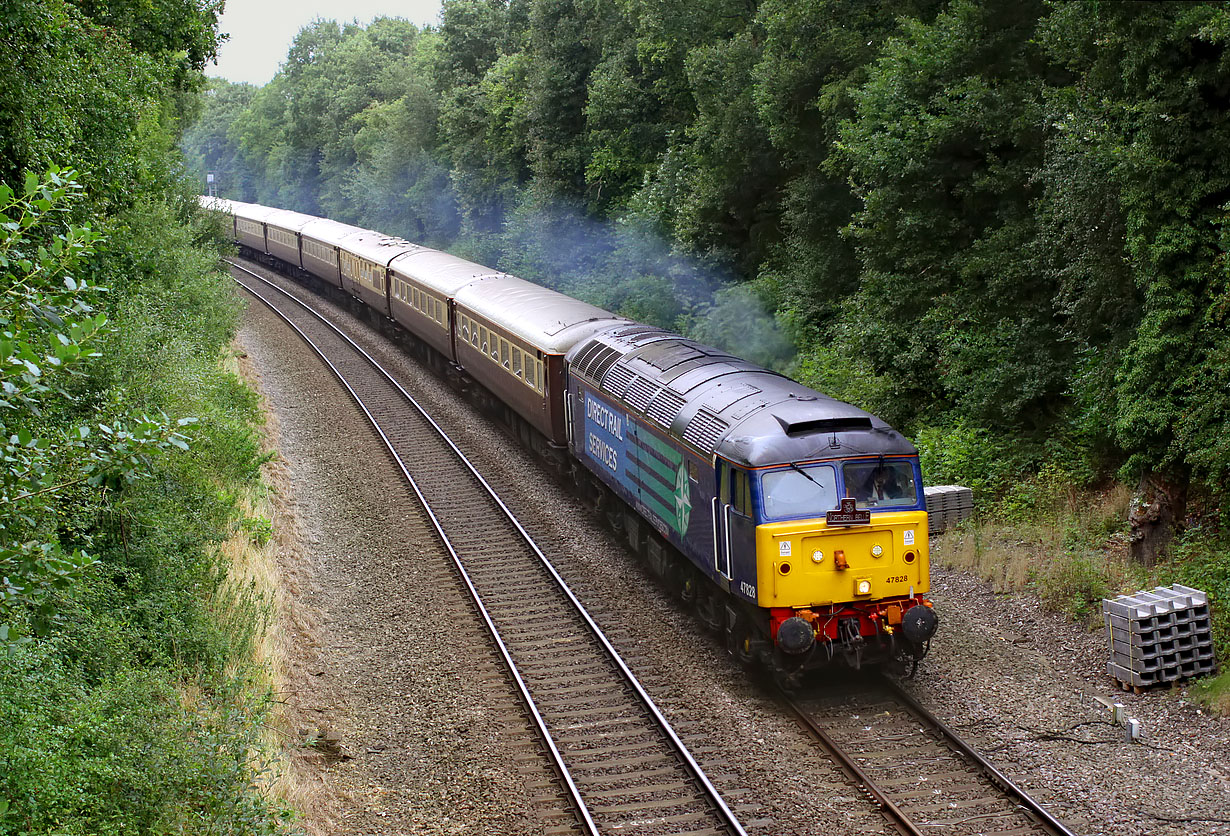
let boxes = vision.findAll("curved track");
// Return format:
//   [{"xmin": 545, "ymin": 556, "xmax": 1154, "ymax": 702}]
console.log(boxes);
[
  {"xmin": 785, "ymin": 674, "xmax": 1080, "ymax": 836},
  {"xmin": 230, "ymin": 261, "xmax": 747, "ymax": 836}
]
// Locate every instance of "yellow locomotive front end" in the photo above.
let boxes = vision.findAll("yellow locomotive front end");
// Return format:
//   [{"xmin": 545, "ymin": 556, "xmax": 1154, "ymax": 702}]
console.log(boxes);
[{"xmin": 750, "ymin": 456, "xmax": 938, "ymax": 670}]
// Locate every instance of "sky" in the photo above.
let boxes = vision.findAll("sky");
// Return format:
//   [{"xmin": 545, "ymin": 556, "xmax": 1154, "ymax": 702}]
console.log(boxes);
[{"xmin": 209, "ymin": 0, "xmax": 444, "ymax": 86}]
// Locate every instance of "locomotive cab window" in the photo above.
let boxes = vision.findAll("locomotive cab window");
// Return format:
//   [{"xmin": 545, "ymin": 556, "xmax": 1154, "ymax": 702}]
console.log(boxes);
[
  {"xmin": 843, "ymin": 460, "xmax": 918, "ymax": 509},
  {"xmin": 760, "ymin": 464, "xmax": 838, "ymax": 521}
]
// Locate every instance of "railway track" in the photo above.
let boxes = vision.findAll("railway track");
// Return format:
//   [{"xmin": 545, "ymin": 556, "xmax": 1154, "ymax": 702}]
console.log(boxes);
[
  {"xmin": 229, "ymin": 260, "xmax": 748, "ymax": 836},
  {"xmin": 232, "ymin": 256, "xmax": 1082, "ymax": 836},
  {"xmin": 785, "ymin": 673, "xmax": 1079, "ymax": 836}
]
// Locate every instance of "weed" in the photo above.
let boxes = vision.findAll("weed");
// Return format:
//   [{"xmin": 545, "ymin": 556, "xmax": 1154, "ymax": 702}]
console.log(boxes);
[{"xmin": 242, "ymin": 515, "xmax": 275, "ymax": 547}]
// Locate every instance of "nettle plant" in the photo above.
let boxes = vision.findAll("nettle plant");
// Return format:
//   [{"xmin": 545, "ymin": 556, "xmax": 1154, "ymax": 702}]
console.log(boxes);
[{"xmin": 0, "ymin": 168, "xmax": 194, "ymax": 644}]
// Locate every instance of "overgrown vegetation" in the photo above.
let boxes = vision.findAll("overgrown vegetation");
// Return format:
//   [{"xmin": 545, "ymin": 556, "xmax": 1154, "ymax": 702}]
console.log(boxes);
[{"xmin": 0, "ymin": 0, "xmax": 291, "ymax": 831}]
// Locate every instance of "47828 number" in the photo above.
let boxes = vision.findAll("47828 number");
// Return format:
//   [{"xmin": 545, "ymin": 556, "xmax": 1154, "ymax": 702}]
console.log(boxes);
[{"xmin": 887, "ymin": 575, "xmax": 909, "ymax": 584}]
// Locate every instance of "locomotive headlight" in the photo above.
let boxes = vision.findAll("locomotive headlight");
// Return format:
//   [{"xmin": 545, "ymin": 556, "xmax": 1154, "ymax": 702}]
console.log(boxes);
[
  {"xmin": 855, "ymin": 578, "xmax": 873, "ymax": 596},
  {"xmin": 871, "ymin": 544, "xmax": 883, "ymax": 558},
  {"xmin": 811, "ymin": 550, "xmax": 824, "ymax": 564}
]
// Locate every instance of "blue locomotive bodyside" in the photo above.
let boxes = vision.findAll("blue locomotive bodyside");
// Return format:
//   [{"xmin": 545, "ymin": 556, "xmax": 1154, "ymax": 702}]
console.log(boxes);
[{"xmin": 569, "ymin": 380, "xmax": 760, "ymax": 606}]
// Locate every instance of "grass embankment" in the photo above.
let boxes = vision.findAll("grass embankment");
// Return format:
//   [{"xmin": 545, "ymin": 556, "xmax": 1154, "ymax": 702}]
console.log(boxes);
[
  {"xmin": 931, "ymin": 474, "xmax": 1230, "ymax": 713},
  {"xmin": 0, "ymin": 197, "xmax": 300, "ymax": 834}
]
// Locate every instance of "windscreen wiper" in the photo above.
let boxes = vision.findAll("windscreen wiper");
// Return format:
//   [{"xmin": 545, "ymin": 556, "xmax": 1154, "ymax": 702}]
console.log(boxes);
[{"xmin": 789, "ymin": 461, "xmax": 825, "ymax": 488}]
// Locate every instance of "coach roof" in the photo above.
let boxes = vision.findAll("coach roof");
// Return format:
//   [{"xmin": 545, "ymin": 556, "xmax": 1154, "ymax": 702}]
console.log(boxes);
[
  {"xmin": 455, "ymin": 274, "xmax": 628, "ymax": 354},
  {"xmin": 339, "ymin": 229, "xmax": 425, "ymax": 266},
  {"xmin": 390, "ymin": 249, "xmax": 505, "ymax": 297}
]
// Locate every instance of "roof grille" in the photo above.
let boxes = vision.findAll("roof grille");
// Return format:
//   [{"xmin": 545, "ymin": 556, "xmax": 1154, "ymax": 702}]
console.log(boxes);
[
  {"xmin": 587, "ymin": 345, "xmax": 623, "ymax": 382},
  {"xmin": 625, "ymin": 377, "xmax": 659, "ymax": 412},
  {"xmin": 601, "ymin": 364, "xmax": 636, "ymax": 398},
  {"xmin": 683, "ymin": 408, "xmax": 729, "ymax": 452},
  {"xmin": 645, "ymin": 390, "xmax": 687, "ymax": 429},
  {"xmin": 571, "ymin": 338, "xmax": 605, "ymax": 373},
  {"xmin": 572, "ymin": 340, "xmax": 622, "ymax": 382}
]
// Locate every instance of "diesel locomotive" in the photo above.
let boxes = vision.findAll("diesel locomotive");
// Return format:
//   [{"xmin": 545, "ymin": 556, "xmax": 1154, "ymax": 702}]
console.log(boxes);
[{"xmin": 206, "ymin": 197, "xmax": 939, "ymax": 679}]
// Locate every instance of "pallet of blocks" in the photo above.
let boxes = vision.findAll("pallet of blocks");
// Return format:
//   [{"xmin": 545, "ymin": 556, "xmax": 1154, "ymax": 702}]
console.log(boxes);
[
  {"xmin": 1103, "ymin": 583, "xmax": 1218, "ymax": 692},
  {"xmin": 923, "ymin": 485, "xmax": 974, "ymax": 536}
]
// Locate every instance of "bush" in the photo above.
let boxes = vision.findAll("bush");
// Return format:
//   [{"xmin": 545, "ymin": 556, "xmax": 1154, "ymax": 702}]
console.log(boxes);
[
  {"xmin": 0, "ymin": 178, "xmax": 289, "ymax": 833},
  {"xmin": 1163, "ymin": 529, "xmax": 1230, "ymax": 661},
  {"xmin": 1034, "ymin": 551, "xmax": 1111, "ymax": 622}
]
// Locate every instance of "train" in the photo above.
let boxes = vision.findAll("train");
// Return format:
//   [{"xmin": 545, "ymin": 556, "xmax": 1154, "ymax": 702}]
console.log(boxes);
[{"xmin": 204, "ymin": 196, "xmax": 939, "ymax": 681}]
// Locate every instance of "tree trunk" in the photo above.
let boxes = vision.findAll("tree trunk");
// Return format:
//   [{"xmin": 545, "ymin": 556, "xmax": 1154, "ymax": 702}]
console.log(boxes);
[{"xmin": 1128, "ymin": 470, "xmax": 1188, "ymax": 566}]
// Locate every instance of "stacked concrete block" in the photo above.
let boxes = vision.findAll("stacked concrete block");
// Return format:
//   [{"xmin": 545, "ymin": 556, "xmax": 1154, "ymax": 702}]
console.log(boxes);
[
  {"xmin": 1103, "ymin": 584, "xmax": 1217, "ymax": 690},
  {"xmin": 924, "ymin": 485, "xmax": 975, "ymax": 536}
]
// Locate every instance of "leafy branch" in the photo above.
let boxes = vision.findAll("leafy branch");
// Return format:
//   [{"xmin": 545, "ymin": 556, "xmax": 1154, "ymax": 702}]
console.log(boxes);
[{"xmin": 0, "ymin": 170, "xmax": 197, "ymax": 645}]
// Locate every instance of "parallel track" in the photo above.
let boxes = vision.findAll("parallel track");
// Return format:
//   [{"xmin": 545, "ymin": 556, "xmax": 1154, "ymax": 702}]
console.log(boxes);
[
  {"xmin": 785, "ymin": 674, "xmax": 1079, "ymax": 836},
  {"xmin": 230, "ymin": 261, "xmax": 747, "ymax": 836}
]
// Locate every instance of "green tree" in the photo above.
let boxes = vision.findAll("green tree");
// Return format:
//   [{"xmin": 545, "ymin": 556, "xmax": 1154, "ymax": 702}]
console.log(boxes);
[
  {"xmin": 838, "ymin": 0, "xmax": 1058, "ymax": 430},
  {"xmin": 1041, "ymin": 1, "xmax": 1230, "ymax": 562},
  {"xmin": 0, "ymin": 170, "xmax": 194, "ymax": 643}
]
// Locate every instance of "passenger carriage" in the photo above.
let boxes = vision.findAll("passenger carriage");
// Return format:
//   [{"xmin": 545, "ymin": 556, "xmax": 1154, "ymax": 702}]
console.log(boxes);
[
  {"xmin": 336, "ymin": 230, "xmax": 420, "ymax": 316},
  {"xmin": 453, "ymin": 276, "xmax": 627, "ymax": 446},
  {"xmin": 296, "ymin": 218, "xmax": 362, "ymax": 288},
  {"xmin": 260, "ymin": 208, "xmax": 317, "ymax": 269},
  {"xmin": 387, "ymin": 250, "xmax": 501, "ymax": 362}
]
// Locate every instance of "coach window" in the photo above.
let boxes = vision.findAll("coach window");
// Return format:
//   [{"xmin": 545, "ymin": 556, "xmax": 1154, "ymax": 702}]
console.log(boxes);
[
  {"xmin": 471, "ymin": 322, "xmax": 480, "ymax": 348},
  {"xmin": 500, "ymin": 339, "xmax": 510, "ymax": 368},
  {"xmin": 512, "ymin": 347, "xmax": 523, "ymax": 378}
]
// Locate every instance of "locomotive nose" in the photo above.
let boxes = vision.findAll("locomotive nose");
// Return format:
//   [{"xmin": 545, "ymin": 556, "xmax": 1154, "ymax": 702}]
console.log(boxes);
[{"xmin": 902, "ymin": 604, "xmax": 939, "ymax": 643}]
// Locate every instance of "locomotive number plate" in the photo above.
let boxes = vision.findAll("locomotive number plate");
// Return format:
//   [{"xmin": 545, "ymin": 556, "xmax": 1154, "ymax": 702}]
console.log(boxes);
[{"xmin": 826, "ymin": 497, "xmax": 871, "ymax": 526}]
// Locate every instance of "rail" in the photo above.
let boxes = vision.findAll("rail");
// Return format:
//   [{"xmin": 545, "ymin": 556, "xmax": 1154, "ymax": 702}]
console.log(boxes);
[{"xmin": 230, "ymin": 259, "xmax": 748, "ymax": 836}]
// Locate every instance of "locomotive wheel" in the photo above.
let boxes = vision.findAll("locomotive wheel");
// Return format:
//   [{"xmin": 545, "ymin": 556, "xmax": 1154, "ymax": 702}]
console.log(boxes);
[
  {"xmin": 728, "ymin": 618, "xmax": 759, "ymax": 668},
  {"xmin": 677, "ymin": 564, "xmax": 699, "ymax": 604}
]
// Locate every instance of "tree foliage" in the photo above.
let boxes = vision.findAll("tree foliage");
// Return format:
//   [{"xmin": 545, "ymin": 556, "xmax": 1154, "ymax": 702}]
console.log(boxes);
[
  {"xmin": 0, "ymin": 1, "xmax": 287, "ymax": 831},
  {"xmin": 182, "ymin": 0, "xmax": 1230, "ymax": 557}
]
